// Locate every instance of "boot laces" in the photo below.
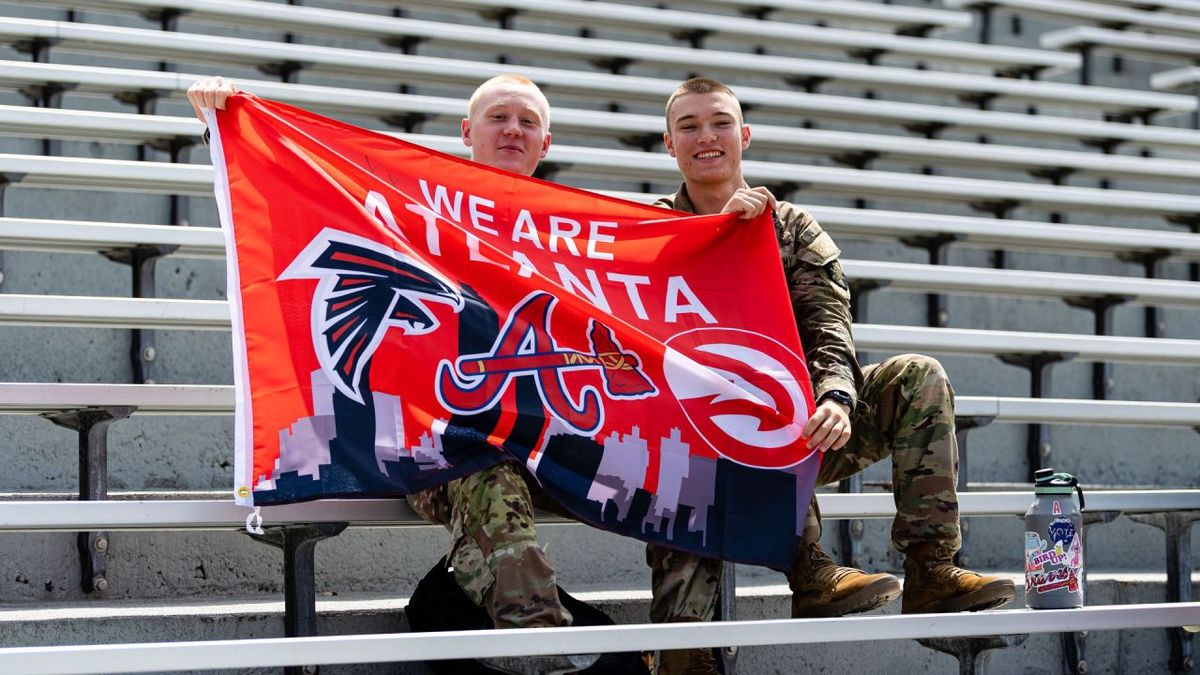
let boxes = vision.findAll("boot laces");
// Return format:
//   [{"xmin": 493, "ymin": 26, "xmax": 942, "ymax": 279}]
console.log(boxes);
[
  {"xmin": 805, "ymin": 547, "xmax": 862, "ymax": 586},
  {"xmin": 932, "ymin": 561, "xmax": 977, "ymax": 585}
]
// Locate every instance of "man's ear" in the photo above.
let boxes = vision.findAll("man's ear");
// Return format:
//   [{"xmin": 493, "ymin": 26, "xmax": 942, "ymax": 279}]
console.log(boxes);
[
  {"xmin": 741, "ymin": 124, "xmax": 751, "ymax": 151},
  {"xmin": 539, "ymin": 131, "xmax": 552, "ymax": 159},
  {"xmin": 663, "ymin": 131, "xmax": 676, "ymax": 157},
  {"xmin": 460, "ymin": 118, "xmax": 473, "ymax": 147}
]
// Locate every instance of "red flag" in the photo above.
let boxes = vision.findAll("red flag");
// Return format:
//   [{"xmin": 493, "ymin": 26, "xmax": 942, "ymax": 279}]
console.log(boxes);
[{"xmin": 210, "ymin": 94, "xmax": 818, "ymax": 568}]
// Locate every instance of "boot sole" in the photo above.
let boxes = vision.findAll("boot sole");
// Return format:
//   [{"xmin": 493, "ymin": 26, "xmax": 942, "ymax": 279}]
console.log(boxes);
[
  {"xmin": 480, "ymin": 652, "xmax": 600, "ymax": 675},
  {"xmin": 903, "ymin": 578, "xmax": 1016, "ymax": 614},
  {"xmin": 793, "ymin": 576, "xmax": 903, "ymax": 618}
]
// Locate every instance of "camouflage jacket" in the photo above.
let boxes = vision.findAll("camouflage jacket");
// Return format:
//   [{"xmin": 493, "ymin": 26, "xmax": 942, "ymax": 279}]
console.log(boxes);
[{"xmin": 655, "ymin": 185, "xmax": 863, "ymax": 407}]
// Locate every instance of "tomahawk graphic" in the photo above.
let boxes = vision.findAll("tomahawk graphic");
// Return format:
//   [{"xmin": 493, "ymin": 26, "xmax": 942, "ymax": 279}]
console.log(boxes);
[
  {"xmin": 457, "ymin": 321, "xmax": 655, "ymax": 397},
  {"xmin": 437, "ymin": 291, "xmax": 657, "ymax": 435},
  {"xmin": 280, "ymin": 228, "xmax": 464, "ymax": 404}
]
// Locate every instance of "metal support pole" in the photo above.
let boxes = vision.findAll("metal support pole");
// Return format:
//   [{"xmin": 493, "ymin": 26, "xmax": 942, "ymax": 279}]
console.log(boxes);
[
  {"xmin": 146, "ymin": 6, "xmax": 185, "ymax": 78},
  {"xmin": 848, "ymin": 279, "xmax": 886, "ymax": 324},
  {"xmin": 837, "ymin": 474, "xmax": 864, "ymax": 569},
  {"xmin": 968, "ymin": 201, "xmax": 1020, "ymax": 270},
  {"xmin": 1193, "ymin": 86, "xmax": 1200, "ymax": 132},
  {"xmin": 480, "ymin": 6, "xmax": 517, "ymax": 30},
  {"xmin": 126, "ymin": 78, "xmax": 195, "ymax": 227},
  {"xmin": 258, "ymin": 60, "xmax": 309, "ymax": 83},
  {"xmin": 899, "ymin": 233, "xmax": 959, "ymax": 327},
  {"xmin": 848, "ymin": 279, "xmax": 884, "ymax": 367},
  {"xmin": 250, "ymin": 523, "xmax": 349, "ymax": 675},
  {"xmin": 718, "ymin": 562, "xmax": 738, "ymax": 674},
  {"xmin": 785, "ymin": 76, "xmax": 829, "ymax": 94},
  {"xmin": 382, "ymin": 112, "xmax": 430, "ymax": 134},
  {"xmin": 917, "ymin": 634, "xmax": 1028, "ymax": 675},
  {"xmin": 976, "ymin": 4, "xmax": 994, "ymax": 45},
  {"xmin": 1117, "ymin": 250, "xmax": 1171, "ymax": 338},
  {"xmin": 167, "ymin": 141, "xmax": 195, "ymax": 226},
  {"xmin": 100, "ymin": 245, "xmax": 178, "ymax": 384},
  {"xmin": 995, "ymin": 352, "xmax": 1076, "ymax": 482},
  {"xmin": 41, "ymin": 406, "xmax": 136, "ymax": 594},
  {"xmin": 25, "ymin": 61, "xmax": 70, "ymax": 157},
  {"xmin": 1163, "ymin": 215, "xmax": 1200, "ymax": 282},
  {"xmin": 1062, "ymin": 510, "xmax": 1120, "ymax": 675},
  {"xmin": 0, "ymin": 174, "xmax": 23, "ymax": 288},
  {"xmin": 1193, "ymin": 224, "xmax": 1200, "ymax": 284},
  {"xmin": 954, "ymin": 415, "xmax": 995, "ymax": 493},
  {"xmin": 1027, "ymin": 168, "xmax": 1073, "ymax": 224},
  {"xmin": 1062, "ymin": 295, "xmax": 1130, "ymax": 400},
  {"xmin": 831, "ymin": 151, "xmax": 880, "ymax": 211},
  {"xmin": 1128, "ymin": 510, "xmax": 1200, "ymax": 673}
]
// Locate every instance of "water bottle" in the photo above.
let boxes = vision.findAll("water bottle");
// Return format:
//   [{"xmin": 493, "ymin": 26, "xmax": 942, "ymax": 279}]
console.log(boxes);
[{"xmin": 1024, "ymin": 468, "xmax": 1086, "ymax": 609}]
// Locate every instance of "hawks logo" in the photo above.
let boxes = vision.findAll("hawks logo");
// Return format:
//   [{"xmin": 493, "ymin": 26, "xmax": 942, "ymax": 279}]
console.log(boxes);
[
  {"xmin": 279, "ymin": 228, "xmax": 464, "ymax": 404},
  {"xmin": 437, "ymin": 291, "xmax": 657, "ymax": 435},
  {"xmin": 663, "ymin": 328, "xmax": 815, "ymax": 469}
]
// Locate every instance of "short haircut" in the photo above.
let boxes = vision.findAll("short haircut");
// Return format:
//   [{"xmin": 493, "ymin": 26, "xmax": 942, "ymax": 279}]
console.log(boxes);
[
  {"xmin": 665, "ymin": 77, "xmax": 741, "ymax": 130},
  {"xmin": 467, "ymin": 74, "xmax": 551, "ymax": 128}
]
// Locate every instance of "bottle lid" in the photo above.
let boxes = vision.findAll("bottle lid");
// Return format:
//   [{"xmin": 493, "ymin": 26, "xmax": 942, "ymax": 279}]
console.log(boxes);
[{"xmin": 1033, "ymin": 467, "xmax": 1086, "ymax": 509}]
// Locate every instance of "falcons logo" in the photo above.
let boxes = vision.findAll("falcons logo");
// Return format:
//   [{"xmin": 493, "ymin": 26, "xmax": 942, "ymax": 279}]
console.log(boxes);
[{"xmin": 279, "ymin": 228, "xmax": 464, "ymax": 404}]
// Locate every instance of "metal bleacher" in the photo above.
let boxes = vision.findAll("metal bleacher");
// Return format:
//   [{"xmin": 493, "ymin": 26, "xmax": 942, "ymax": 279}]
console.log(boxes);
[{"xmin": 0, "ymin": 0, "xmax": 1197, "ymax": 673}]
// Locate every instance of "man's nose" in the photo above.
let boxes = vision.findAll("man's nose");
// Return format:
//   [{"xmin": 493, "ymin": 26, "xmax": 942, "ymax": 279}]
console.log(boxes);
[{"xmin": 503, "ymin": 120, "xmax": 522, "ymax": 137}]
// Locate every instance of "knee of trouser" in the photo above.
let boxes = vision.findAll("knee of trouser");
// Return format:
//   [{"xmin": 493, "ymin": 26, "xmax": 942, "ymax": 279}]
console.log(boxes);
[
  {"xmin": 899, "ymin": 353, "xmax": 943, "ymax": 376},
  {"xmin": 898, "ymin": 353, "xmax": 949, "ymax": 388}
]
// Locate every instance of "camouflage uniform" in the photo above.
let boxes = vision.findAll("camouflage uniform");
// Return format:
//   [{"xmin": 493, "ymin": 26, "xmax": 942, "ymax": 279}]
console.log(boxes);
[
  {"xmin": 647, "ymin": 186, "xmax": 960, "ymax": 622},
  {"xmin": 408, "ymin": 463, "xmax": 573, "ymax": 629}
]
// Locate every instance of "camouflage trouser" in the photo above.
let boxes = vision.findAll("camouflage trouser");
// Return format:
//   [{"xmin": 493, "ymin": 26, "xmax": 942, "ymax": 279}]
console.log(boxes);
[
  {"xmin": 647, "ymin": 353, "xmax": 961, "ymax": 622},
  {"xmin": 407, "ymin": 462, "xmax": 573, "ymax": 629}
]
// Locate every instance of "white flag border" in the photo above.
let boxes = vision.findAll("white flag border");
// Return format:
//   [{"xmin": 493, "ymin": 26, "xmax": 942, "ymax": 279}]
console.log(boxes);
[{"xmin": 204, "ymin": 107, "xmax": 255, "ymax": 508}]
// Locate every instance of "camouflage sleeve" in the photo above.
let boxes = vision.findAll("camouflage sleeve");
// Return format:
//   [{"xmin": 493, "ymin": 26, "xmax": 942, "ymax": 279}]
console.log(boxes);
[{"xmin": 782, "ymin": 210, "xmax": 863, "ymax": 408}]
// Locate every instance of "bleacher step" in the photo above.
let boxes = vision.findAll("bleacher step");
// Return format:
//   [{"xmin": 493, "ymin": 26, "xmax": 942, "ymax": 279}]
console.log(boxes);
[
  {"xmin": 0, "ymin": 575, "xmax": 1193, "ymax": 674},
  {"xmin": 2, "ymin": 511, "xmax": 1193, "ymax": 603}
]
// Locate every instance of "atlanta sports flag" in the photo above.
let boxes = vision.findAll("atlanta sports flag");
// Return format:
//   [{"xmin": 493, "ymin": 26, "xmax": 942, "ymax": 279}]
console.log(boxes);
[{"xmin": 209, "ymin": 94, "xmax": 819, "ymax": 568}]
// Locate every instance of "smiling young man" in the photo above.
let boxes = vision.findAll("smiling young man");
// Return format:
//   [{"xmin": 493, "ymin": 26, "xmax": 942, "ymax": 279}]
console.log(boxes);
[
  {"xmin": 647, "ymin": 78, "xmax": 1014, "ymax": 675},
  {"xmin": 189, "ymin": 74, "xmax": 599, "ymax": 675}
]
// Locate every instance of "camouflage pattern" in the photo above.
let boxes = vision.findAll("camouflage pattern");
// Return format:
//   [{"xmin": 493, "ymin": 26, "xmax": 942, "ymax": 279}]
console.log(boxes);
[
  {"xmin": 646, "ymin": 188, "xmax": 960, "ymax": 622},
  {"xmin": 815, "ymin": 354, "xmax": 961, "ymax": 555},
  {"xmin": 407, "ymin": 462, "xmax": 573, "ymax": 629},
  {"xmin": 645, "ymin": 543, "xmax": 723, "ymax": 623}
]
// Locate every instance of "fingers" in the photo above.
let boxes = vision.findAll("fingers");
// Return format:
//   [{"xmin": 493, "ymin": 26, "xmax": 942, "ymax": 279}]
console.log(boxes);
[
  {"xmin": 803, "ymin": 402, "xmax": 852, "ymax": 453},
  {"xmin": 186, "ymin": 76, "xmax": 239, "ymax": 123},
  {"xmin": 721, "ymin": 187, "xmax": 775, "ymax": 219},
  {"xmin": 748, "ymin": 186, "xmax": 777, "ymax": 212}
]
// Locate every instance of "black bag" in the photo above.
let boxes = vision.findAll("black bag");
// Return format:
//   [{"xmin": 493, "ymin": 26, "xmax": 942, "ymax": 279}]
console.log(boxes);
[{"xmin": 405, "ymin": 556, "xmax": 650, "ymax": 674}]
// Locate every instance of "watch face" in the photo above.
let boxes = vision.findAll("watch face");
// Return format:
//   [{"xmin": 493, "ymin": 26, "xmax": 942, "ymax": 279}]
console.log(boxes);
[{"xmin": 823, "ymin": 391, "xmax": 852, "ymax": 406}]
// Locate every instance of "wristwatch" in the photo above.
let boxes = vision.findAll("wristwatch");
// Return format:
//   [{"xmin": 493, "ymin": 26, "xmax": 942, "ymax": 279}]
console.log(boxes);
[{"xmin": 817, "ymin": 389, "xmax": 853, "ymax": 408}]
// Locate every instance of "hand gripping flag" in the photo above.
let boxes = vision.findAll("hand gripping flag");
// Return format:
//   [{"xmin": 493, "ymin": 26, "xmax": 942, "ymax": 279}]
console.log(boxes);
[{"xmin": 209, "ymin": 94, "xmax": 819, "ymax": 569}]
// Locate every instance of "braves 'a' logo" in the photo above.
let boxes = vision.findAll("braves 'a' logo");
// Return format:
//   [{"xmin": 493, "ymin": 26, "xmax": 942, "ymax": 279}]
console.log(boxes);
[
  {"xmin": 437, "ymin": 291, "xmax": 656, "ymax": 435},
  {"xmin": 280, "ymin": 228, "xmax": 464, "ymax": 404},
  {"xmin": 663, "ymin": 328, "xmax": 814, "ymax": 469}
]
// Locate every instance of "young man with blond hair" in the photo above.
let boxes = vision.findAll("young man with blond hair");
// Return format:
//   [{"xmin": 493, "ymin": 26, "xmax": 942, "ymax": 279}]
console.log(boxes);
[{"xmin": 647, "ymin": 77, "xmax": 1014, "ymax": 675}]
